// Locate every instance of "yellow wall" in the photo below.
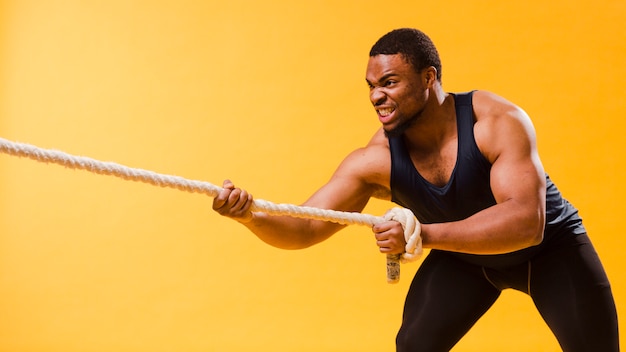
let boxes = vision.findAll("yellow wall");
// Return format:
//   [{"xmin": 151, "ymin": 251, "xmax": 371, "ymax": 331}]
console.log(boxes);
[{"xmin": 1, "ymin": 1, "xmax": 624, "ymax": 351}]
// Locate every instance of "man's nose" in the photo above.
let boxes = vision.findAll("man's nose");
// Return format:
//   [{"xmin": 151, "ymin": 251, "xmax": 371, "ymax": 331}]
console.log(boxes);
[{"xmin": 370, "ymin": 88, "xmax": 386, "ymax": 106}]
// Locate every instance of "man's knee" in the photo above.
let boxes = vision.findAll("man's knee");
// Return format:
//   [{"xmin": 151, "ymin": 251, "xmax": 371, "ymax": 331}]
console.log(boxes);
[
  {"xmin": 396, "ymin": 325, "xmax": 456, "ymax": 352},
  {"xmin": 396, "ymin": 327, "xmax": 427, "ymax": 352},
  {"xmin": 396, "ymin": 329, "xmax": 415, "ymax": 352}
]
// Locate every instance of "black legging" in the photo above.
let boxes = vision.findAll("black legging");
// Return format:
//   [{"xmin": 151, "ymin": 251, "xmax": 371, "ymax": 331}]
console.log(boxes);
[{"xmin": 395, "ymin": 234, "xmax": 619, "ymax": 352}]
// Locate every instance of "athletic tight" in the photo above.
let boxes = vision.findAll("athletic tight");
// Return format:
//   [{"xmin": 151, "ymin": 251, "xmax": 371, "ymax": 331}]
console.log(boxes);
[{"xmin": 396, "ymin": 234, "xmax": 619, "ymax": 352}]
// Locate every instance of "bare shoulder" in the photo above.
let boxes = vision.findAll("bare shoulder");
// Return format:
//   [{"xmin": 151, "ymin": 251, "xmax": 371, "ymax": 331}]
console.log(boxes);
[
  {"xmin": 472, "ymin": 90, "xmax": 527, "ymax": 120},
  {"xmin": 334, "ymin": 128, "xmax": 392, "ymax": 199},
  {"xmin": 472, "ymin": 90, "xmax": 538, "ymax": 163}
]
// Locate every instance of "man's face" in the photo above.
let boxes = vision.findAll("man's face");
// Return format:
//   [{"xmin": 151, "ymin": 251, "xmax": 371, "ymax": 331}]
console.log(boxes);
[{"xmin": 365, "ymin": 54, "xmax": 427, "ymax": 137}]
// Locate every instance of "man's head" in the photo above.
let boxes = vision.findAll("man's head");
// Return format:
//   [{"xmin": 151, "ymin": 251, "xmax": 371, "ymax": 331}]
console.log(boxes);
[
  {"xmin": 369, "ymin": 28, "xmax": 442, "ymax": 82},
  {"xmin": 366, "ymin": 29, "xmax": 443, "ymax": 137}
]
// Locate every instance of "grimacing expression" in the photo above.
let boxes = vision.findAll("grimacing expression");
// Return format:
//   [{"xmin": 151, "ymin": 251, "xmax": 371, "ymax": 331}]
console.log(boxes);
[{"xmin": 366, "ymin": 54, "xmax": 429, "ymax": 137}]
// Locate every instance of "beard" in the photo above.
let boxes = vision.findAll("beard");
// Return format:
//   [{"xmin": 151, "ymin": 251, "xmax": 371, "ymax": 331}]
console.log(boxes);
[{"xmin": 383, "ymin": 112, "xmax": 420, "ymax": 138}]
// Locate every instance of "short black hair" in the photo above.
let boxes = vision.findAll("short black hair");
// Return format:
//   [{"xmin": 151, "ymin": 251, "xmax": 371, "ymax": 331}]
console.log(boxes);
[{"xmin": 369, "ymin": 28, "xmax": 442, "ymax": 82}]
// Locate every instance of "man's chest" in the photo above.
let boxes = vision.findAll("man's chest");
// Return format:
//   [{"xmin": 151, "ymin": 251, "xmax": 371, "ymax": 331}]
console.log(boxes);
[{"xmin": 408, "ymin": 138, "xmax": 458, "ymax": 187}]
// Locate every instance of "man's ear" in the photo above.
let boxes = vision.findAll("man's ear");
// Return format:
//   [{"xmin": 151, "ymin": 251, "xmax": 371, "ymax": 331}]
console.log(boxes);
[{"xmin": 424, "ymin": 66, "xmax": 437, "ymax": 87}]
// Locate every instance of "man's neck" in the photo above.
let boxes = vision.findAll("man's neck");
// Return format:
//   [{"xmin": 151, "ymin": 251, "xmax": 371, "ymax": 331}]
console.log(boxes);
[{"xmin": 403, "ymin": 89, "xmax": 456, "ymax": 151}]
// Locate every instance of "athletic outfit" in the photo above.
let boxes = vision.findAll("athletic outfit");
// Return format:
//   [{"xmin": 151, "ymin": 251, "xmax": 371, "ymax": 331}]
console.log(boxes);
[{"xmin": 389, "ymin": 91, "xmax": 619, "ymax": 351}]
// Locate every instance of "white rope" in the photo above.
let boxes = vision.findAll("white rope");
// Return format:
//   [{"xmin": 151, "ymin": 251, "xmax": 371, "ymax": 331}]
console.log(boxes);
[
  {"xmin": 384, "ymin": 208, "xmax": 423, "ymax": 263},
  {"xmin": 0, "ymin": 137, "xmax": 422, "ymax": 282}
]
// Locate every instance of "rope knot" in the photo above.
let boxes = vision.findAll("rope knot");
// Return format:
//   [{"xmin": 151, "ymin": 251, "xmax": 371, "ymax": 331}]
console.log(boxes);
[{"xmin": 383, "ymin": 207, "xmax": 423, "ymax": 264}]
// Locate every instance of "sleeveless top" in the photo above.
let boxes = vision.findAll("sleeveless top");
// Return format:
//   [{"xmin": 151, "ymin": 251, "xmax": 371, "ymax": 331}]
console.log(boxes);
[{"xmin": 389, "ymin": 91, "xmax": 586, "ymax": 268}]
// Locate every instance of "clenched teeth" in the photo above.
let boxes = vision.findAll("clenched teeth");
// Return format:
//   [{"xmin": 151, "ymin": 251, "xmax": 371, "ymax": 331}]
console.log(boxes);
[{"xmin": 377, "ymin": 107, "xmax": 395, "ymax": 116}]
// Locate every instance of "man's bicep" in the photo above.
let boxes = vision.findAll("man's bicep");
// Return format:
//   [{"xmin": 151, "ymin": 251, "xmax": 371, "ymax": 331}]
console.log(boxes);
[
  {"xmin": 303, "ymin": 147, "xmax": 389, "ymax": 212},
  {"xmin": 491, "ymin": 154, "xmax": 545, "ymax": 206},
  {"xmin": 484, "ymin": 113, "xmax": 543, "ymax": 204},
  {"xmin": 488, "ymin": 119, "xmax": 546, "ymax": 206}
]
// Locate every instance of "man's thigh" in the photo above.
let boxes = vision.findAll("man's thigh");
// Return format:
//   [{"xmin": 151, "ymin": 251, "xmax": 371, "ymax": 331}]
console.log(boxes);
[
  {"xmin": 530, "ymin": 234, "xmax": 619, "ymax": 352},
  {"xmin": 397, "ymin": 251, "xmax": 501, "ymax": 352}
]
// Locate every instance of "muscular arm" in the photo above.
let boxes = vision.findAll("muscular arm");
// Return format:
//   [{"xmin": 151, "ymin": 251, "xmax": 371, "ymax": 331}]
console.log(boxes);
[
  {"xmin": 421, "ymin": 91, "xmax": 546, "ymax": 254},
  {"xmin": 212, "ymin": 131, "xmax": 391, "ymax": 250}
]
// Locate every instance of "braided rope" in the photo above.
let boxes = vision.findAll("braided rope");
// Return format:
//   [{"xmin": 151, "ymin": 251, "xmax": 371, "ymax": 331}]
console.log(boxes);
[{"xmin": 0, "ymin": 137, "xmax": 422, "ymax": 282}]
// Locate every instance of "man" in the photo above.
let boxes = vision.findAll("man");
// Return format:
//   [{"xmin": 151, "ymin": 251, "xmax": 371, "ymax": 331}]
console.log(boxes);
[{"xmin": 212, "ymin": 28, "xmax": 618, "ymax": 351}]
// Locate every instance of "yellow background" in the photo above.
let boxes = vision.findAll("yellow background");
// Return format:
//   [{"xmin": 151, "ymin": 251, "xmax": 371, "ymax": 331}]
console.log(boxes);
[{"xmin": 1, "ymin": 1, "xmax": 624, "ymax": 351}]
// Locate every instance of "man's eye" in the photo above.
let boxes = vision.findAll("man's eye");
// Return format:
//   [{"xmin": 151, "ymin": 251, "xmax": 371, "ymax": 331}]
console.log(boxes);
[{"xmin": 384, "ymin": 80, "xmax": 396, "ymax": 87}]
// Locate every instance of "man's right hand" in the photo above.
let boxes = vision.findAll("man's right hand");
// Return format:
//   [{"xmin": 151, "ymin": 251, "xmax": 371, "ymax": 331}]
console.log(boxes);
[{"xmin": 212, "ymin": 179, "xmax": 254, "ymax": 223}]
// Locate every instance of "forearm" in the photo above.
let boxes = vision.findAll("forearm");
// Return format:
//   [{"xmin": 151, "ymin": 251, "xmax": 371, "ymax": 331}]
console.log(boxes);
[
  {"xmin": 421, "ymin": 200, "xmax": 545, "ymax": 255},
  {"xmin": 237, "ymin": 211, "xmax": 344, "ymax": 250}
]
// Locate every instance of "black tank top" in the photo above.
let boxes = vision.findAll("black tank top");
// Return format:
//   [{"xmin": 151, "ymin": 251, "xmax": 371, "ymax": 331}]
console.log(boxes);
[{"xmin": 389, "ymin": 91, "xmax": 586, "ymax": 267}]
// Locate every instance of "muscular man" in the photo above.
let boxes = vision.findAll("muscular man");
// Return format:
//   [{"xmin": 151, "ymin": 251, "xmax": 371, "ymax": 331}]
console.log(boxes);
[{"xmin": 212, "ymin": 28, "xmax": 618, "ymax": 351}]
